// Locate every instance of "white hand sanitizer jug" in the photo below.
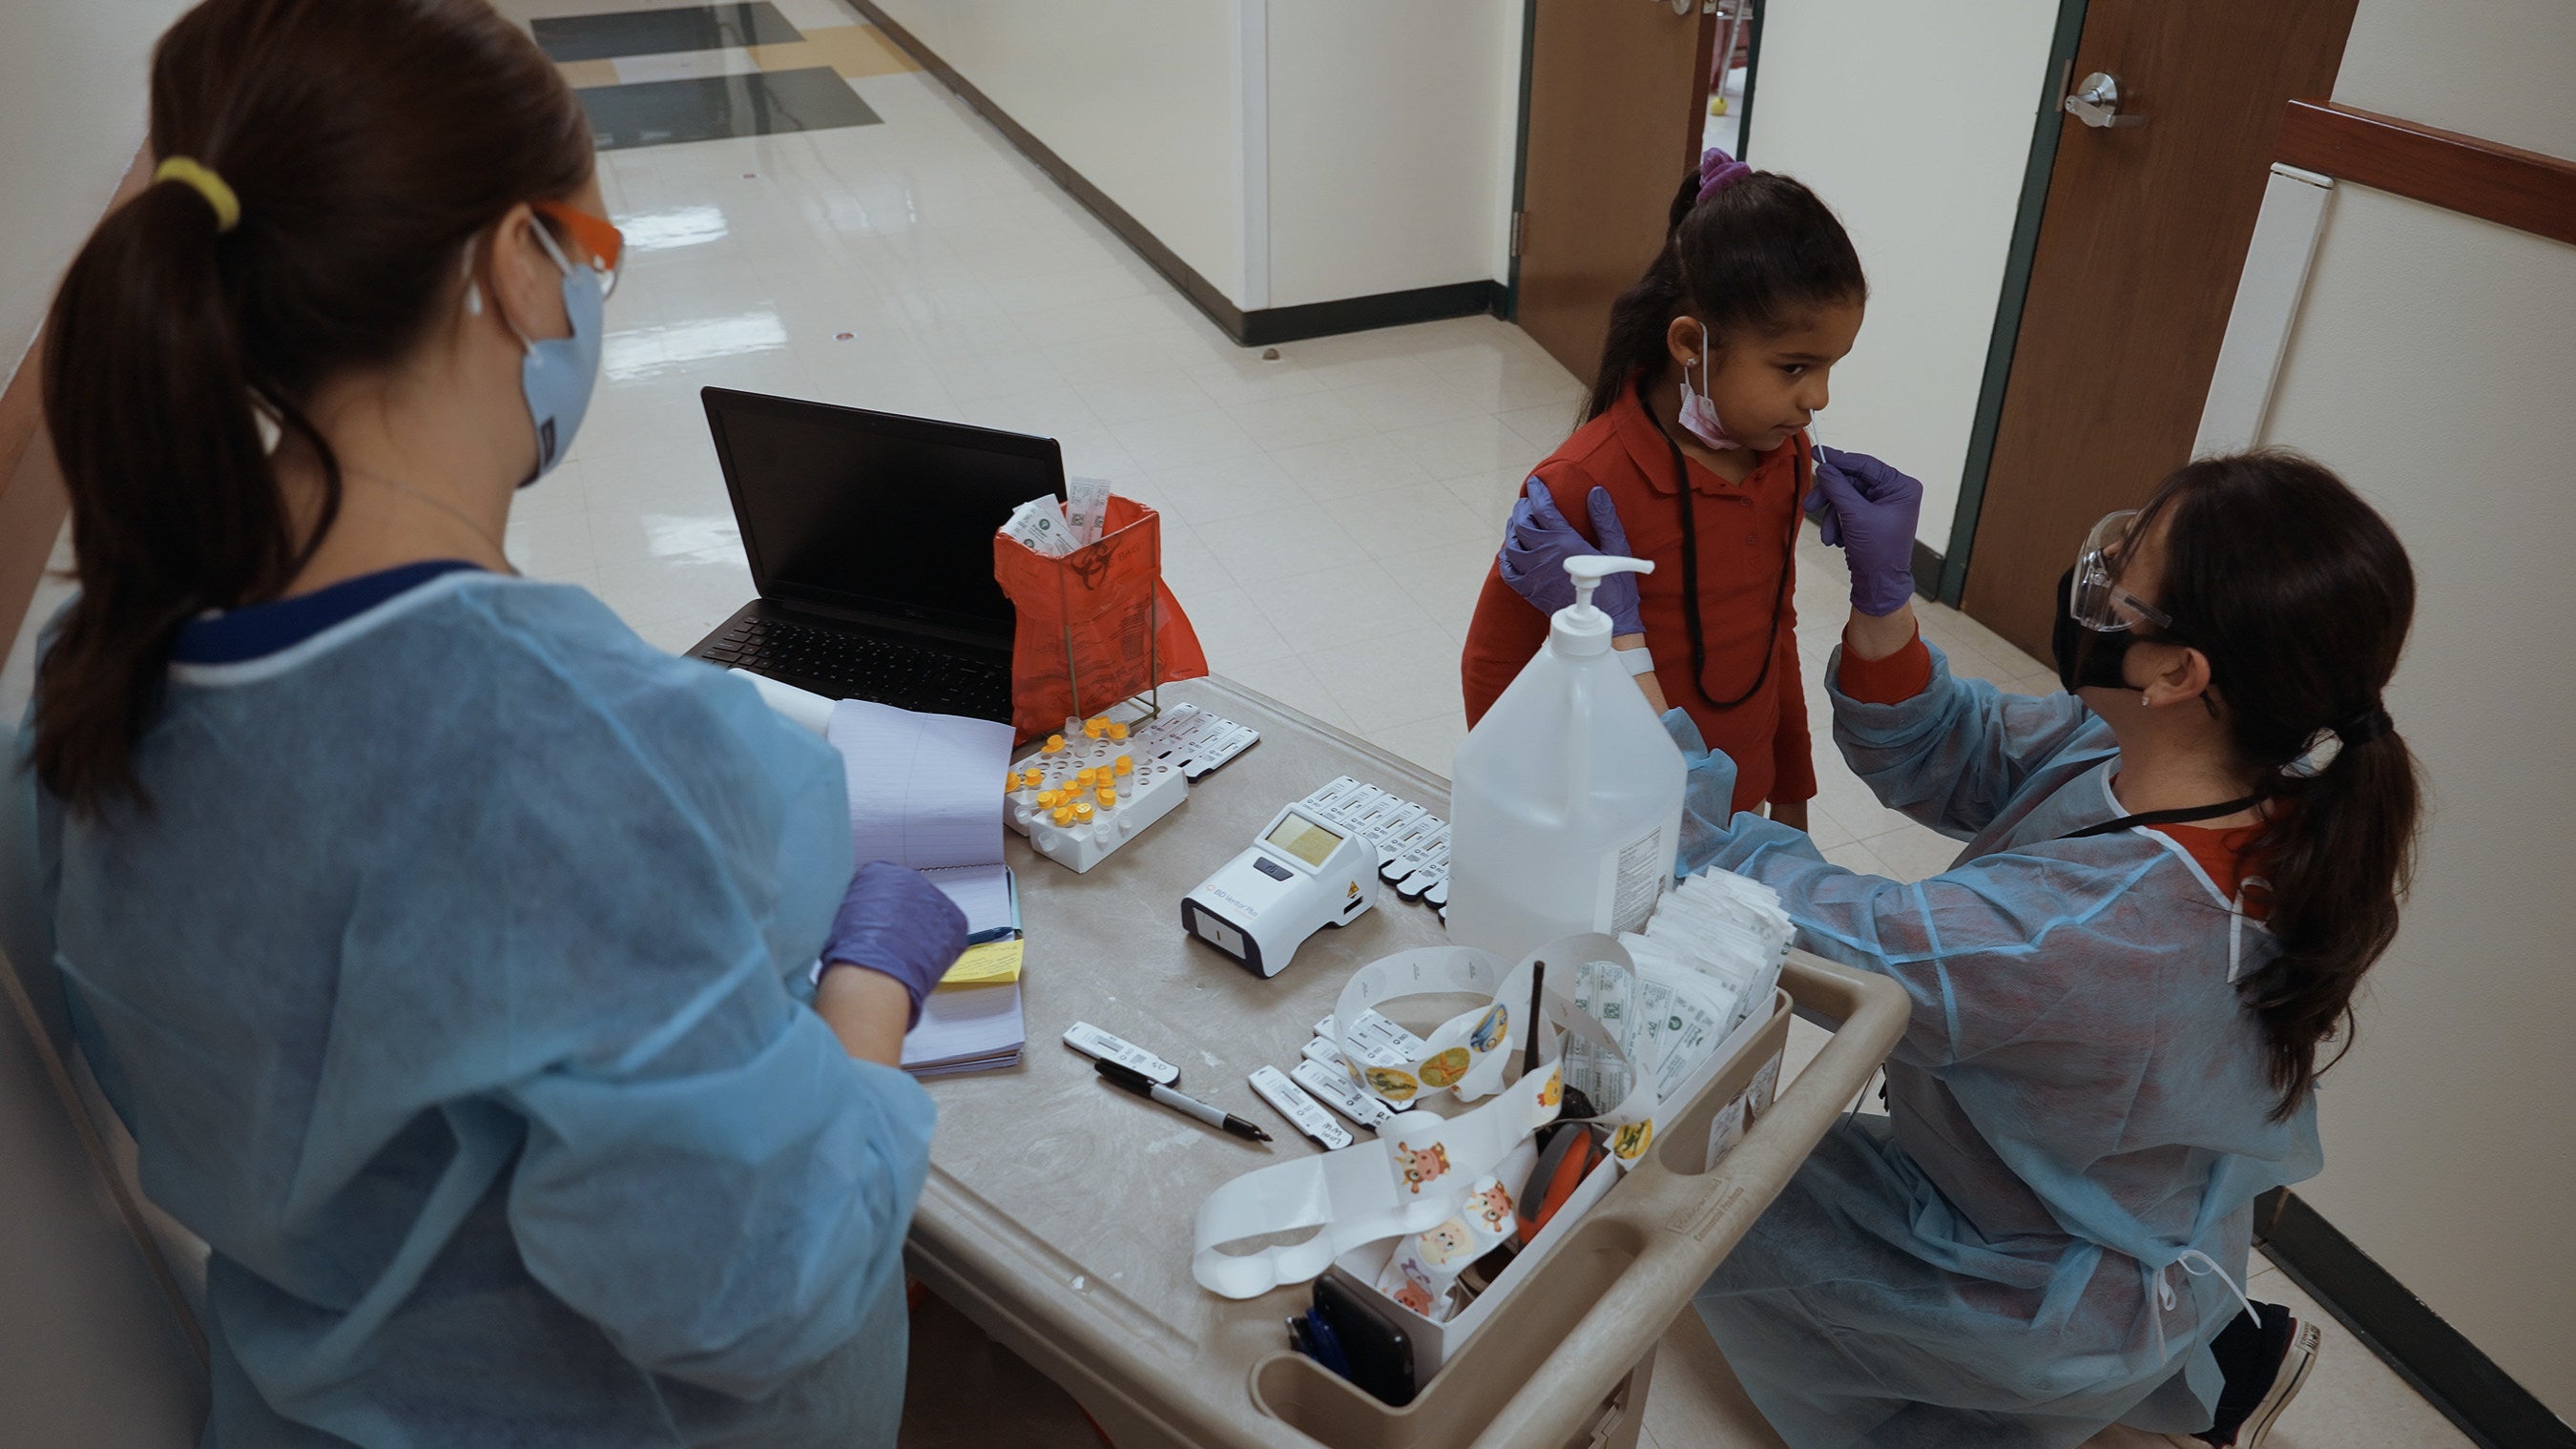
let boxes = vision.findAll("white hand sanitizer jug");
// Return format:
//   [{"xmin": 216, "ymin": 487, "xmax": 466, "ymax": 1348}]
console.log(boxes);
[{"xmin": 1445, "ymin": 555, "xmax": 1685, "ymax": 961}]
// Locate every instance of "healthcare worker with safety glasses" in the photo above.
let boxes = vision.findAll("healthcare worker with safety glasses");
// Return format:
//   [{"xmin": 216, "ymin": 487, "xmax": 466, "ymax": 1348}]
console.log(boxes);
[
  {"xmin": 1504, "ymin": 447, "xmax": 2421, "ymax": 1447},
  {"xmin": 0, "ymin": 2, "xmax": 952, "ymax": 1444}
]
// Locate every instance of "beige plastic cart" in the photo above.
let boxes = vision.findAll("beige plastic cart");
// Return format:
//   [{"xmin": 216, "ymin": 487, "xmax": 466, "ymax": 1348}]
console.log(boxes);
[{"xmin": 909, "ymin": 678, "xmax": 1908, "ymax": 1449}]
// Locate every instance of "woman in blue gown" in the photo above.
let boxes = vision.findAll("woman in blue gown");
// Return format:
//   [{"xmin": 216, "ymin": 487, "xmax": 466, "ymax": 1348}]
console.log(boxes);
[
  {"xmin": 1506, "ymin": 447, "xmax": 2421, "ymax": 1447},
  {"xmin": 3, "ymin": 2, "xmax": 957, "ymax": 1443}
]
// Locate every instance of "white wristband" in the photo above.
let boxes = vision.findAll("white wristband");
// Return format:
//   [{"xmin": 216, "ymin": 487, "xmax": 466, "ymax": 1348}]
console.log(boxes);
[{"xmin": 1619, "ymin": 646, "xmax": 1656, "ymax": 677}]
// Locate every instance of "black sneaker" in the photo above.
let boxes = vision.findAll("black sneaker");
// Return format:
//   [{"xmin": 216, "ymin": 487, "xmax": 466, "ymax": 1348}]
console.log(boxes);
[{"xmin": 2167, "ymin": 1304, "xmax": 2322, "ymax": 1448}]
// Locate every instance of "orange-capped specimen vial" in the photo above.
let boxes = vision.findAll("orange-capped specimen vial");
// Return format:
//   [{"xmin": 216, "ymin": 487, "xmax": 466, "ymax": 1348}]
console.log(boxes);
[
  {"xmin": 1098, "ymin": 787, "xmax": 1117, "ymax": 807},
  {"xmin": 1113, "ymin": 755, "xmax": 1133, "ymax": 776},
  {"xmin": 1022, "ymin": 768, "xmax": 1044, "ymax": 789},
  {"xmin": 1042, "ymin": 734, "xmax": 1066, "ymax": 754},
  {"xmin": 1107, "ymin": 721, "xmax": 1129, "ymax": 741},
  {"xmin": 1050, "ymin": 806, "xmax": 1074, "ymax": 827},
  {"xmin": 1072, "ymin": 801, "xmax": 1095, "ymax": 823}
]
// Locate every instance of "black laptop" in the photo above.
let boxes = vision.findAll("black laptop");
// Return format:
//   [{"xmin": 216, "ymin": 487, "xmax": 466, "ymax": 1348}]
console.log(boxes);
[{"xmin": 686, "ymin": 387, "xmax": 1063, "ymax": 721}]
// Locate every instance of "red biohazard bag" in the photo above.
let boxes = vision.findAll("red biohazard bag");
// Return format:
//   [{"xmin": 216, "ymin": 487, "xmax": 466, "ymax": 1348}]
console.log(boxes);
[{"xmin": 992, "ymin": 494, "xmax": 1208, "ymax": 741}]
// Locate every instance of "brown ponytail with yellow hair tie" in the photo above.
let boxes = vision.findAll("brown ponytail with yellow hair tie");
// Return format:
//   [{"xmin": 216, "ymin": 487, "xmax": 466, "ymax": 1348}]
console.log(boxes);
[{"xmin": 151, "ymin": 155, "xmax": 239, "ymax": 232}]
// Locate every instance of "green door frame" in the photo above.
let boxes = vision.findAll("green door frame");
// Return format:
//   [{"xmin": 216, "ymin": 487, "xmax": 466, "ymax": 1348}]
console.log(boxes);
[{"xmin": 1503, "ymin": 0, "xmax": 1540, "ymax": 319}]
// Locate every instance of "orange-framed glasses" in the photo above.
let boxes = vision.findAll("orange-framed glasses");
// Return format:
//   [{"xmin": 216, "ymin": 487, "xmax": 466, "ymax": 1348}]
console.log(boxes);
[{"xmin": 531, "ymin": 198, "xmax": 626, "ymax": 298}]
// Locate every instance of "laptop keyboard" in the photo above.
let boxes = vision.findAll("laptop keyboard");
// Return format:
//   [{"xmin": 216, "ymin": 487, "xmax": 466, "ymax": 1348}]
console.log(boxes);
[{"xmin": 700, "ymin": 617, "xmax": 1013, "ymax": 719}]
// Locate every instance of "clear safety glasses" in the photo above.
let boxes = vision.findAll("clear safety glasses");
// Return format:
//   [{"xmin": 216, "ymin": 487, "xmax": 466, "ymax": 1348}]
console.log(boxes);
[
  {"xmin": 530, "ymin": 198, "xmax": 626, "ymax": 299},
  {"xmin": 2067, "ymin": 508, "xmax": 2174, "ymax": 632}
]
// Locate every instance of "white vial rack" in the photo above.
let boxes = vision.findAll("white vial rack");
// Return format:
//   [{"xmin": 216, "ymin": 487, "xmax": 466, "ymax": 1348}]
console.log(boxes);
[{"xmin": 1008, "ymin": 714, "xmax": 1188, "ymax": 873}]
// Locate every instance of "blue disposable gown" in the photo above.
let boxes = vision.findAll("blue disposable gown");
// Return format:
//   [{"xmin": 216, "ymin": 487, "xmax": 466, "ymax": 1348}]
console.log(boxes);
[
  {"xmin": 2, "ymin": 572, "xmax": 934, "ymax": 1446},
  {"xmin": 1674, "ymin": 645, "xmax": 2321, "ymax": 1449}
]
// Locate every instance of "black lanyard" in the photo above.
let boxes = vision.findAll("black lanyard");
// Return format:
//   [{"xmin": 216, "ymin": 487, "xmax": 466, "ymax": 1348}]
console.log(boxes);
[
  {"xmin": 1648, "ymin": 376, "xmax": 1801, "ymax": 711},
  {"xmin": 2059, "ymin": 794, "xmax": 2264, "ymax": 840}
]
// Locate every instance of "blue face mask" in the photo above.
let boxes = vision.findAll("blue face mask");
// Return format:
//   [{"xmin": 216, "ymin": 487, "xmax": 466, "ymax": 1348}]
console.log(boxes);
[{"xmin": 516, "ymin": 224, "xmax": 603, "ymax": 485}]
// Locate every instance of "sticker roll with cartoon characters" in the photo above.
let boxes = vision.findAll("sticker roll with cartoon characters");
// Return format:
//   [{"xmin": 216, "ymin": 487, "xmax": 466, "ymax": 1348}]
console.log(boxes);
[
  {"xmin": 1326, "ymin": 935, "xmax": 1661, "ymax": 1141},
  {"xmin": 1373, "ymin": 1171, "xmax": 1525, "ymax": 1322},
  {"xmin": 1191, "ymin": 937, "xmax": 1664, "ymax": 1301},
  {"xmin": 1191, "ymin": 1052, "xmax": 1568, "ymax": 1300}
]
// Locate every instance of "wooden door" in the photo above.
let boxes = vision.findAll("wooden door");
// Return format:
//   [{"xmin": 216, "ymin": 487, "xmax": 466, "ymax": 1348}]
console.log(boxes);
[
  {"xmin": 1515, "ymin": 0, "xmax": 1715, "ymax": 384},
  {"xmin": 1960, "ymin": 0, "xmax": 2358, "ymax": 659}
]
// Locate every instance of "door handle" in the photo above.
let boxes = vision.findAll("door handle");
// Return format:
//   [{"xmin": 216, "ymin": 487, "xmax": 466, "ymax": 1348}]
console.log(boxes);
[{"xmin": 2063, "ymin": 72, "xmax": 2147, "ymax": 129}]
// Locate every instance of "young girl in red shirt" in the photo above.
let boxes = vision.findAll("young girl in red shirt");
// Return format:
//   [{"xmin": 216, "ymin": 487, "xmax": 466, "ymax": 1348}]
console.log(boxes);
[{"xmin": 1459, "ymin": 150, "xmax": 1922, "ymax": 825}]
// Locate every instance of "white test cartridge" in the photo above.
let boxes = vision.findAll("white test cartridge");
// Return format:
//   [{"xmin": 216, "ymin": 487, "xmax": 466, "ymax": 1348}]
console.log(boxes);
[
  {"xmin": 1311, "ymin": 1009, "xmax": 1431, "ymax": 1065},
  {"xmin": 1249, "ymin": 1066, "xmax": 1351, "ymax": 1150},
  {"xmin": 1062, "ymin": 1022, "xmax": 1180, "ymax": 1086},
  {"xmin": 1292, "ymin": 1059, "xmax": 1398, "ymax": 1129}
]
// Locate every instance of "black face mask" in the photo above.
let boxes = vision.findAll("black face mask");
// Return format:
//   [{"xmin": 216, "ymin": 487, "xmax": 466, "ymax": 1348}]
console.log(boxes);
[{"xmin": 2051, "ymin": 564, "xmax": 2142, "ymax": 694}]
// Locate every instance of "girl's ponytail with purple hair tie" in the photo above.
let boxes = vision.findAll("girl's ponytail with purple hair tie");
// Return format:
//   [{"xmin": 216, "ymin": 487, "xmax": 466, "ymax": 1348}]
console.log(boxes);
[{"xmin": 1697, "ymin": 147, "xmax": 1753, "ymax": 201}]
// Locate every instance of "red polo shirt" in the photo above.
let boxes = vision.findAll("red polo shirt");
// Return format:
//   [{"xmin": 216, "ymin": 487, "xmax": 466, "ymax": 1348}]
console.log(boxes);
[{"xmin": 1460, "ymin": 382, "xmax": 1815, "ymax": 813}]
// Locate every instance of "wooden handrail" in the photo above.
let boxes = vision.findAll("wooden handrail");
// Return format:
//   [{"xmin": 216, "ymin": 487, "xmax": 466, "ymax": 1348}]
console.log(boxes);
[{"xmin": 2279, "ymin": 98, "xmax": 2576, "ymax": 247}]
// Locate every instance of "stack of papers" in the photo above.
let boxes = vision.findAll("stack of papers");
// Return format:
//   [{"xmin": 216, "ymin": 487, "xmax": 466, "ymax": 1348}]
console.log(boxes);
[
  {"xmin": 903, "ymin": 981, "xmax": 1028, "ymax": 1078},
  {"xmin": 821, "ymin": 697, "xmax": 1029, "ymax": 1076}
]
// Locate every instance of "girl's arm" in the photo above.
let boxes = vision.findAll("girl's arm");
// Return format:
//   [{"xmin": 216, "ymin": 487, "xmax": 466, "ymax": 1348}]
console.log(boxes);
[{"xmin": 1618, "ymin": 634, "xmax": 1670, "ymax": 713}]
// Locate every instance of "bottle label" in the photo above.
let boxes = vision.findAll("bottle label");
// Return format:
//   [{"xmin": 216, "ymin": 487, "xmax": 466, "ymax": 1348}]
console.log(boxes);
[{"xmin": 1607, "ymin": 827, "xmax": 1666, "ymax": 934}]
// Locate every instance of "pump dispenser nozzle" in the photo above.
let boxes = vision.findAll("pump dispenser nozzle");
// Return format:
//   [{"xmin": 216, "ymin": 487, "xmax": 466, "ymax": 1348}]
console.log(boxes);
[{"xmin": 1551, "ymin": 555, "xmax": 1654, "ymax": 655}]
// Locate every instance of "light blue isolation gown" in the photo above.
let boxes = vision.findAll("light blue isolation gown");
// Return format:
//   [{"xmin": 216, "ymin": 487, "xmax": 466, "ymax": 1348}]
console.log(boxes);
[
  {"xmin": 1, "ymin": 568, "xmax": 933, "ymax": 1447},
  {"xmin": 1672, "ymin": 645, "xmax": 2321, "ymax": 1449}
]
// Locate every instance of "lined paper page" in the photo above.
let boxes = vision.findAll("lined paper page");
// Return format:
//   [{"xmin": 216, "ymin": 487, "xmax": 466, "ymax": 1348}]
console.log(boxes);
[
  {"xmin": 919, "ymin": 862, "xmax": 1012, "ymax": 937},
  {"xmin": 826, "ymin": 698, "xmax": 1014, "ymax": 870}
]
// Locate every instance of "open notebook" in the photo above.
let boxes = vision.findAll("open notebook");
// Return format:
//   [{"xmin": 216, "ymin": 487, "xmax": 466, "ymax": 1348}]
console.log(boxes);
[{"xmin": 825, "ymin": 697, "xmax": 1016, "ymax": 935}]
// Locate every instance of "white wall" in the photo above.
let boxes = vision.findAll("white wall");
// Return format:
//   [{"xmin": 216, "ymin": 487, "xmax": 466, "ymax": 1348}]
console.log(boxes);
[
  {"xmin": 0, "ymin": 0, "xmax": 211, "ymax": 1433},
  {"xmin": 875, "ymin": 0, "xmax": 1517, "ymax": 316},
  {"xmin": 1261, "ymin": 0, "xmax": 1515, "ymax": 309},
  {"xmin": 2334, "ymin": 0, "xmax": 2576, "ymax": 158},
  {"xmin": 2245, "ymin": 0, "xmax": 2576, "ymax": 1418},
  {"xmin": 869, "ymin": 0, "xmax": 1248, "ymax": 301},
  {"xmin": 0, "ymin": 0, "xmax": 190, "ymax": 376},
  {"xmin": 1739, "ymin": 0, "xmax": 2062, "ymax": 550}
]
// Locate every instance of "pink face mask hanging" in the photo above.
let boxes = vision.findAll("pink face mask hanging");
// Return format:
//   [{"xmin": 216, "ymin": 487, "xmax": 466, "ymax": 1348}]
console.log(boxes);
[{"xmin": 1674, "ymin": 148, "xmax": 1755, "ymax": 452}]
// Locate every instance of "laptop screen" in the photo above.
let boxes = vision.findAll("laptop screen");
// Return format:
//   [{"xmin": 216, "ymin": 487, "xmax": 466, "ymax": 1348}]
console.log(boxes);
[{"xmin": 701, "ymin": 388, "xmax": 1064, "ymax": 644}]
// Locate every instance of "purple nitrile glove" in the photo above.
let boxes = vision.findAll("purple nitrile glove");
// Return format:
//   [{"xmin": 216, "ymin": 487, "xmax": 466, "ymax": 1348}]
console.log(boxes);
[
  {"xmin": 1810, "ymin": 446, "xmax": 1925, "ymax": 617},
  {"xmin": 822, "ymin": 861, "xmax": 968, "ymax": 1029},
  {"xmin": 1497, "ymin": 481, "xmax": 1645, "ymax": 634}
]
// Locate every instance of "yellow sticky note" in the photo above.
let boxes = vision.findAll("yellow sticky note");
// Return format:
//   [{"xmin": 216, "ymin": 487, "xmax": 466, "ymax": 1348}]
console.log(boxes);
[{"xmin": 941, "ymin": 938, "xmax": 1023, "ymax": 986}]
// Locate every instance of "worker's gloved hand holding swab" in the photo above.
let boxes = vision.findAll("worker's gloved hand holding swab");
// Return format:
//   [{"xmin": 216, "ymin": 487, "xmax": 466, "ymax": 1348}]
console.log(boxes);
[
  {"xmin": 823, "ymin": 861, "xmax": 970, "ymax": 1027},
  {"xmin": 1498, "ymin": 481, "xmax": 1646, "ymax": 635},
  {"xmin": 1809, "ymin": 446, "xmax": 1925, "ymax": 616}
]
